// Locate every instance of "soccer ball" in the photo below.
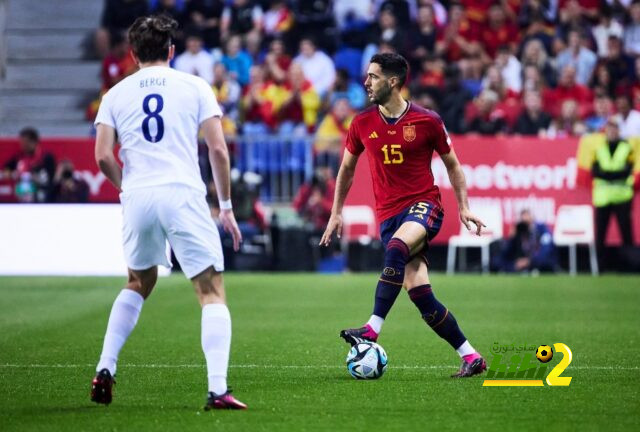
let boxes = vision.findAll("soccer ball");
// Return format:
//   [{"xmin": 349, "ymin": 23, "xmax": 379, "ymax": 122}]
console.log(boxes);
[
  {"xmin": 536, "ymin": 345, "xmax": 553, "ymax": 363},
  {"xmin": 346, "ymin": 342, "xmax": 388, "ymax": 379}
]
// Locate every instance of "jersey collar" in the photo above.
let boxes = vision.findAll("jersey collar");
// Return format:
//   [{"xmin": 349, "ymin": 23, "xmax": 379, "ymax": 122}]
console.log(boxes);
[{"xmin": 377, "ymin": 100, "xmax": 411, "ymax": 125}]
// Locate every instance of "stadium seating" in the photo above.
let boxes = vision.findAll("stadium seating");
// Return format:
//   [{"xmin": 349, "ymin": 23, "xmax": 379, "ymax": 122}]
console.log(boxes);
[
  {"xmin": 341, "ymin": 205, "xmax": 377, "ymax": 243},
  {"xmin": 553, "ymin": 205, "xmax": 599, "ymax": 276},
  {"xmin": 446, "ymin": 205, "xmax": 503, "ymax": 275}
]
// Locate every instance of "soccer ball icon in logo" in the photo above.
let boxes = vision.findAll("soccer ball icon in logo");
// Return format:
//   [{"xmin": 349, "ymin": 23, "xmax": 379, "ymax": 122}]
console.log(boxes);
[
  {"xmin": 346, "ymin": 341, "xmax": 388, "ymax": 379},
  {"xmin": 536, "ymin": 345, "xmax": 553, "ymax": 363}
]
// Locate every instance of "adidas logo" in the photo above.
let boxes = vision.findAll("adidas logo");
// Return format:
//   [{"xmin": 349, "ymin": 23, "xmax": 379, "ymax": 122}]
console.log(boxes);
[{"xmin": 369, "ymin": 131, "xmax": 379, "ymax": 139}]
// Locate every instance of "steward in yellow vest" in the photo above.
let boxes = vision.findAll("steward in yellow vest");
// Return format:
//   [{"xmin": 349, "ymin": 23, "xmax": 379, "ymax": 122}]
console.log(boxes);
[{"xmin": 592, "ymin": 119, "xmax": 635, "ymax": 251}]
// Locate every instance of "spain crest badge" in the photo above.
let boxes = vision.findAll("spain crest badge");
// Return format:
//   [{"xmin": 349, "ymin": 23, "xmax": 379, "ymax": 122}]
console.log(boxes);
[{"xmin": 403, "ymin": 125, "xmax": 416, "ymax": 142}]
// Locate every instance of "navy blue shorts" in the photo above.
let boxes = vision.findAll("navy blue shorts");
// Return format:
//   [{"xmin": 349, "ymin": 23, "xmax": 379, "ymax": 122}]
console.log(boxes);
[{"xmin": 380, "ymin": 201, "xmax": 444, "ymax": 257}]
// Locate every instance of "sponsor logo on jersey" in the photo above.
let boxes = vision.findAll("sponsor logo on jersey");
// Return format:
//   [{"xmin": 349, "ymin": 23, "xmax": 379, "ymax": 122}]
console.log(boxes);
[{"xmin": 369, "ymin": 131, "xmax": 379, "ymax": 139}]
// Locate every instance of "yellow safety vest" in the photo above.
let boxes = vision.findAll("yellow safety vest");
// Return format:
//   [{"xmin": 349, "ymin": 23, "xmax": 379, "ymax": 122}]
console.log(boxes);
[{"xmin": 593, "ymin": 140, "xmax": 634, "ymax": 207}]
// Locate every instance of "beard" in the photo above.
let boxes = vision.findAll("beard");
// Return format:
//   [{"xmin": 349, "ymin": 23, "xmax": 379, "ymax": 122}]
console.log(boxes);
[{"xmin": 370, "ymin": 82, "xmax": 392, "ymax": 105}]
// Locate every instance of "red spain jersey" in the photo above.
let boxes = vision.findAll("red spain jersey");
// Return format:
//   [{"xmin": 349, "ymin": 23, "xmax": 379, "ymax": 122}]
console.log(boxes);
[{"xmin": 345, "ymin": 102, "xmax": 452, "ymax": 222}]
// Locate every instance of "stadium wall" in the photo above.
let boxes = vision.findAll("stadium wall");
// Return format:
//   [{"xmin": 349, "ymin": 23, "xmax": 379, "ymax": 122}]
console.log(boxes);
[
  {"xmin": 0, "ymin": 204, "xmax": 171, "ymax": 276},
  {"xmin": 1, "ymin": 136, "xmax": 638, "ymax": 246}
]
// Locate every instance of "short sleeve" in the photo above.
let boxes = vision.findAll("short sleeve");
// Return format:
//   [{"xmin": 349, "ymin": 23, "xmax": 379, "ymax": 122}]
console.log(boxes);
[
  {"xmin": 94, "ymin": 90, "xmax": 116, "ymax": 128},
  {"xmin": 432, "ymin": 116, "xmax": 452, "ymax": 155},
  {"xmin": 198, "ymin": 79, "xmax": 223, "ymax": 124},
  {"xmin": 345, "ymin": 118, "xmax": 365, "ymax": 155}
]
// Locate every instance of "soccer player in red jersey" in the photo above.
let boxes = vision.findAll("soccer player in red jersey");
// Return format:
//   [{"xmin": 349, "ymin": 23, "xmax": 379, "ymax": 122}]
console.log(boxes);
[{"xmin": 319, "ymin": 53, "xmax": 487, "ymax": 377}]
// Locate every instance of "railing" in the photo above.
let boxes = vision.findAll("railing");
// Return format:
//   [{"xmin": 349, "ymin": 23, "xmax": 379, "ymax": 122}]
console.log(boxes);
[{"xmin": 232, "ymin": 134, "xmax": 315, "ymax": 203}]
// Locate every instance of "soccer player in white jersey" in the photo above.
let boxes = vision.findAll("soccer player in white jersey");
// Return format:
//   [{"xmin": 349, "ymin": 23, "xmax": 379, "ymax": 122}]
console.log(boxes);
[{"xmin": 90, "ymin": 15, "xmax": 247, "ymax": 410}]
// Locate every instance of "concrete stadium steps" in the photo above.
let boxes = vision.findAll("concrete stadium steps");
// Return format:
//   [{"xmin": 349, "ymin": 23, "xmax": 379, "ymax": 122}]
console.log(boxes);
[
  {"xmin": 0, "ymin": 62, "xmax": 100, "ymax": 90},
  {"xmin": 7, "ymin": 31, "xmax": 90, "ymax": 61},
  {"xmin": 0, "ymin": 0, "xmax": 103, "ymax": 136},
  {"xmin": 0, "ymin": 120, "xmax": 94, "ymax": 137},
  {"xmin": 0, "ymin": 106, "xmax": 87, "ymax": 122},
  {"xmin": 0, "ymin": 92, "xmax": 83, "ymax": 109},
  {"xmin": 5, "ymin": 0, "xmax": 102, "ymax": 31}
]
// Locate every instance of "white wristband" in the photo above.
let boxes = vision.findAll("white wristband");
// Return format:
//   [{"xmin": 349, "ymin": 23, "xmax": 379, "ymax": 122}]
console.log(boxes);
[{"xmin": 219, "ymin": 199, "xmax": 232, "ymax": 210}]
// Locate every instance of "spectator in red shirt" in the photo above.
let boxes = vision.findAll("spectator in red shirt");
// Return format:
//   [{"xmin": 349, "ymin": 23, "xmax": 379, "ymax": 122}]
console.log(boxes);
[
  {"xmin": 101, "ymin": 32, "xmax": 136, "ymax": 90},
  {"xmin": 263, "ymin": 38, "xmax": 291, "ymax": 84},
  {"xmin": 480, "ymin": 4, "xmax": 519, "ymax": 59},
  {"xmin": 4, "ymin": 127, "xmax": 54, "ymax": 180},
  {"xmin": 543, "ymin": 65, "xmax": 593, "ymax": 119},
  {"xmin": 460, "ymin": 0, "xmax": 493, "ymax": 31},
  {"xmin": 416, "ymin": 54, "xmax": 445, "ymax": 90},
  {"xmin": 465, "ymin": 89, "xmax": 507, "ymax": 135},
  {"xmin": 435, "ymin": 3, "xmax": 479, "ymax": 62},
  {"xmin": 241, "ymin": 65, "xmax": 276, "ymax": 132},
  {"xmin": 277, "ymin": 63, "xmax": 321, "ymax": 134},
  {"xmin": 3, "ymin": 127, "xmax": 56, "ymax": 203},
  {"xmin": 293, "ymin": 168, "xmax": 335, "ymax": 232}
]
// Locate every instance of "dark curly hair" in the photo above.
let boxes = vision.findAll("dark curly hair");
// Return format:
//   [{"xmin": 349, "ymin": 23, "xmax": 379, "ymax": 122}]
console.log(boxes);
[
  {"xmin": 128, "ymin": 15, "xmax": 178, "ymax": 63},
  {"xmin": 370, "ymin": 53, "xmax": 409, "ymax": 89}
]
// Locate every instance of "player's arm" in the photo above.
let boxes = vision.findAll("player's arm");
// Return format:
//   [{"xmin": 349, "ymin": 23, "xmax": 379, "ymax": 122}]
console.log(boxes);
[
  {"xmin": 201, "ymin": 116, "xmax": 242, "ymax": 251},
  {"xmin": 319, "ymin": 149, "xmax": 360, "ymax": 246},
  {"xmin": 94, "ymin": 123, "xmax": 122, "ymax": 192},
  {"xmin": 440, "ymin": 148, "xmax": 486, "ymax": 236}
]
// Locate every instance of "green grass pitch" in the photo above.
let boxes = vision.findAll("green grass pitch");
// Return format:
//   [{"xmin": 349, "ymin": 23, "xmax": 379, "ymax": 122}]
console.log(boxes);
[{"xmin": 1, "ymin": 273, "xmax": 639, "ymax": 431}]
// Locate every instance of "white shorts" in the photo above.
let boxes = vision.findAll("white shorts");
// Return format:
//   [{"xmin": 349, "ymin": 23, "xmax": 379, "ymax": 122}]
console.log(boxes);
[{"xmin": 120, "ymin": 184, "xmax": 224, "ymax": 278}]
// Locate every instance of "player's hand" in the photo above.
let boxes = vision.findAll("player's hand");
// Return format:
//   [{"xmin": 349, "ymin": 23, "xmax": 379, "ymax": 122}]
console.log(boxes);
[
  {"xmin": 460, "ymin": 209, "xmax": 486, "ymax": 236},
  {"xmin": 219, "ymin": 209, "xmax": 243, "ymax": 251},
  {"xmin": 319, "ymin": 213, "xmax": 343, "ymax": 246}
]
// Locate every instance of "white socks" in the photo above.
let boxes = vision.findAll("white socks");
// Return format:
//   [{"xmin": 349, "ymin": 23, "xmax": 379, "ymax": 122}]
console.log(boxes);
[
  {"xmin": 201, "ymin": 303, "xmax": 231, "ymax": 395},
  {"xmin": 456, "ymin": 340, "xmax": 476, "ymax": 357},
  {"xmin": 366, "ymin": 315, "xmax": 384, "ymax": 334},
  {"xmin": 96, "ymin": 289, "xmax": 144, "ymax": 375}
]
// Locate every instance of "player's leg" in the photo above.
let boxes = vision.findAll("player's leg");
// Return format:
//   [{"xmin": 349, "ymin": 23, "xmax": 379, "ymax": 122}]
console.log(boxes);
[
  {"xmin": 339, "ymin": 227, "xmax": 410, "ymax": 345},
  {"xmin": 403, "ymin": 257, "xmax": 486, "ymax": 377},
  {"xmin": 340, "ymin": 203, "xmax": 436, "ymax": 345},
  {"xmin": 91, "ymin": 267, "xmax": 157, "ymax": 404},
  {"xmin": 191, "ymin": 269, "xmax": 246, "ymax": 410},
  {"xmin": 164, "ymin": 186, "xmax": 246, "ymax": 409},
  {"xmin": 92, "ymin": 188, "xmax": 168, "ymax": 404}
]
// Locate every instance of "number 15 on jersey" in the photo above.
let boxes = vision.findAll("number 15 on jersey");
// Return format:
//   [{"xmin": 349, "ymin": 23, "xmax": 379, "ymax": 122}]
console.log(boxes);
[{"xmin": 381, "ymin": 144, "xmax": 404, "ymax": 164}]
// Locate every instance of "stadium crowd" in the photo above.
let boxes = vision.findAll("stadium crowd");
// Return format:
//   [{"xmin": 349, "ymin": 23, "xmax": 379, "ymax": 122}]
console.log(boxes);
[{"xmin": 89, "ymin": 0, "xmax": 640, "ymax": 143}]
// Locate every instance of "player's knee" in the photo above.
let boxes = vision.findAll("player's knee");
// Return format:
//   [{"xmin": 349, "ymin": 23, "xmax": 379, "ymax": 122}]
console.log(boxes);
[
  {"xmin": 126, "ymin": 268, "xmax": 156, "ymax": 299},
  {"xmin": 380, "ymin": 238, "xmax": 411, "ymax": 284},
  {"xmin": 383, "ymin": 237, "xmax": 410, "ymax": 269},
  {"xmin": 125, "ymin": 278, "xmax": 147, "ymax": 298},
  {"xmin": 192, "ymin": 267, "xmax": 225, "ymax": 304}
]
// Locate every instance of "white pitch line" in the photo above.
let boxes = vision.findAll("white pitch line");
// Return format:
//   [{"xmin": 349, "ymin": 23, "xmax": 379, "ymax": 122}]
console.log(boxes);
[{"xmin": 0, "ymin": 364, "xmax": 637, "ymax": 371}]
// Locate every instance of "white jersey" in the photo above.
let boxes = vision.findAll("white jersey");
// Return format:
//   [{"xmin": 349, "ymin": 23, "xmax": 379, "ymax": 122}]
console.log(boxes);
[{"xmin": 94, "ymin": 65, "xmax": 222, "ymax": 193}]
